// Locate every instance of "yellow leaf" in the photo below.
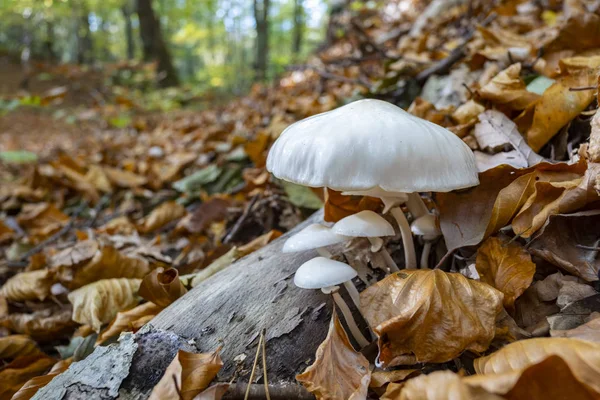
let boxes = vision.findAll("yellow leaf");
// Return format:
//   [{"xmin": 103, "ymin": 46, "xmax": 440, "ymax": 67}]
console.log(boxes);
[
  {"xmin": 475, "ymin": 237, "xmax": 535, "ymax": 309},
  {"xmin": 296, "ymin": 310, "xmax": 371, "ymax": 400},
  {"xmin": 479, "ymin": 64, "xmax": 540, "ymax": 110},
  {"xmin": 360, "ymin": 269, "xmax": 504, "ymax": 366},
  {"xmin": 244, "ymin": 132, "xmax": 270, "ymax": 167},
  {"xmin": 138, "ymin": 267, "xmax": 187, "ymax": 308},
  {"xmin": 103, "ymin": 166, "xmax": 147, "ymax": 188},
  {"xmin": 53, "ymin": 241, "xmax": 150, "ymax": 289},
  {"xmin": 370, "ymin": 369, "xmax": 420, "ymax": 388},
  {"xmin": 0, "ymin": 355, "xmax": 56, "ymax": 400},
  {"xmin": 0, "ymin": 270, "xmax": 54, "ymax": 302},
  {"xmin": 68, "ymin": 278, "xmax": 141, "ymax": 332},
  {"xmin": 11, "ymin": 358, "xmax": 72, "ymax": 400},
  {"xmin": 474, "ymin": 337, "xmax": 600, "ymax": 394},
  {"xmin": 140, "ymin": 201, "xmax": 186, "ymax": 233},
  {"xmin": 97, "ymin": 301, "xmax": 161, "ymax": 345},
  {"xmin": 149, "ymin": 347, "xmax": 223, "ymax": 400},
  {"xmin": 0, "ymin": 335, "xmax": 42, "ymax": 360}
]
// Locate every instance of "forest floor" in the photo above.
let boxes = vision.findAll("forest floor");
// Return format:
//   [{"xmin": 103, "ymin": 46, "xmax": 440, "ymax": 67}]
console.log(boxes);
[{"xmin": 2, "ymin": 1, "xmax": 600, "ymax": 399}]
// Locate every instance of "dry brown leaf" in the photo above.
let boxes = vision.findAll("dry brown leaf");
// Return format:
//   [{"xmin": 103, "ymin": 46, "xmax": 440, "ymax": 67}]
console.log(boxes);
[
  {"xmin": 551, "ymin": 315, "xmax": 600, "ymax": 344},
  {"xmin": 453, "ymin": 100, "xmax": 485, "ymax": 125},
  {"xmin": 17, "ymin": 203, "xmax": 69, "ymax": 239},
  {"xmin": 0, "ymin": 335, "xmax": 42, "ymax": 360},
  {"xmin": 360, "ymin": 269, "xmax": 504, "ymax": 367},
  {"xmin": 1, "ymin": 307, "xmax": 76, "ymax": 342},
  {"xmin": 324, "ymin": 189, "xmax": 382, "ymax": 223},
  {"xmin": 512, "ymin": 163, "xmax": 600, "ymax": 237},
  {"xmin": 138, "ymin": 267, "xmax": 187, "ymax": 308},
  {"xmin": 0, "ymin": 269, "xmax": 54, "ymax": 302},
  {"xmin": 97, "ymin": 301, "xmax": 161, "ymax": 344},
  {"xmin": 244, "ymin": 132, "xmax": 270, "ymax": 167},
  {"xmin": 479, "ymin": 64, "xmax": 540, "ymax": 110},
  {"xmin": 392, "ymin": 370, "xmax": 503, "ymax": 400},
  {"xmin": 68, "ymin": 278, "xmax": 141, "ymax": 332},
  {"xmin": 54, "ymin": 242, "xmax": 151, "ymax": 289},
  {"xmin": 475, "ymin": 237, "xmax": 535, "ymax": 309},
  {"xmin": 140, "ymin": 201, "xmax": 186, "ymax": 233},
  {"xmin": 84, "ymin": 165, "xmax": 113, "ymax": 193},
  {"xmin": 0, "ymin": 219, "xmax": 15, "ymax": 243},
  {"xmin": 518, "ymin": 56, "xmax": 600, "ymax": 152},
  {"xmin": 97, "ymin": 215, "xmax": 137, "ymax": 235},
  {"xmin": 192, "ymin": 383, "xmax": 230, "ymax": 400},
  {"xmin": 237, "ymin": 229, "xmax": 282, "ymax": 256},
  {"xmin": 590, "ymin": 110, "xmax": 600, "ymax": 163},
  {"xmin": 296, "ymin": 310, "xmax": 371, "ymax": 400},
  {"xmin": 474, "ymin": 337, "xmax": 600, "ymax": 393},
  {"xmin": 0, "ymin": 355, "xmax": 56, "ymax": 400},
  {"xmin": 176, "ymin": 198, "xmax": 230, "ymax": 234},
  {"xmin": 148, "ymin": 347, "xmax": 223, "ymax": 400},
  {"xmin": 370, "ymin": 369, "xmax": 420, "ymax": 388},
  {"xmin": 11, "ymin": 358, "xmax": 72, "ymax": 400},
  {"xmin": 103, "ymin": 166, "xmax": 147, "ymax": 188}
]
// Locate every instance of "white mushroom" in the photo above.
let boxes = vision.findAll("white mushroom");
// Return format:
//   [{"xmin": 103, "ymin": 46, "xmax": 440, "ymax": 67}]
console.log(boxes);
[
  {"xmin": 332, "ymin": 210, "xmax": 399, "ymax": 272},
  {"xmin": 267, "ymin": 99, "xmax": 479, "ymax": 270},
  {"xmin": 411, "ymin": 213, "xmax": 442, "ymax": 269},
  {"xmin": 282, "ymin": 223, "xmax": 350, "ymax": 258},
  {"xmin": 294, "ymin": 257, "xmax": 369, "ymax": 348}
]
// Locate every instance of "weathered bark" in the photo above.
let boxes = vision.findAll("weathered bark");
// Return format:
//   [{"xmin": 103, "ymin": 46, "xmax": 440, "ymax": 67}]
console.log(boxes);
[
  {"xmin": 39, "ymin": 211, "xmax": 369, "ymax": 398},
  {"xmin": 292, "ymin": 0, "xmax": 304, "ymax": 56},
  {"xmin": 122, "ymin": 3, "xmax": 135, "ymax": 60},
  {"xmin": 136, "ymin": 0, "xmax": 179, "ymax": 87},
  {"xmin": 253, "ymin": 0, "xmax": 270, "ymax": 81}
]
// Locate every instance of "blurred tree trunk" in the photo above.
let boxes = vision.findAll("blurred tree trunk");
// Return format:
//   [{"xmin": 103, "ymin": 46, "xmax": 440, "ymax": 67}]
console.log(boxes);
[
  {"xmin": 76, "ymin": 7, "xmax": 93, "ymax": 64},
  {"xmin": 253, "ymin": 0, "xmax": 270, "ymax": 82},
  {"xmin": 292, "ymin": 0, "xmax": 304, "ymax": 56},
  {"xmin": 44, "ymin": 21, "xmax": 56, "ymax": 62},
  {"xmin": 136, "ymin": 0, "xmax": 179, "ymax": 87},
  {"xmin": 121, "ymin": 2, "xmax": 135, "ymax": 60}
]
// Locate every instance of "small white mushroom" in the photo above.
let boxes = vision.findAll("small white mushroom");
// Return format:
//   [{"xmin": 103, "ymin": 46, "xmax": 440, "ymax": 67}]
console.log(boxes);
[
  {"xmin": 294, "ymin": 257, "xmax": 370, "ymax": 348},
  {"xmin": 282, "ymin": 223, "xmax": 350, "ymax": 258},
  {"xmin": 332, "ymin": 210, "xmax": 399, "ymax": 272},
  {"xmin": 411, "ymin": 213, "xmax": 442, "ymax": 269}
]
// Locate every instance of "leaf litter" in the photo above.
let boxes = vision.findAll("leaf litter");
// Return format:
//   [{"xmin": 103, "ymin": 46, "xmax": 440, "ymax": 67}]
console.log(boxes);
[{"xmin": 2, "ymin": 0, "xmax": 600, "ymax": 399}]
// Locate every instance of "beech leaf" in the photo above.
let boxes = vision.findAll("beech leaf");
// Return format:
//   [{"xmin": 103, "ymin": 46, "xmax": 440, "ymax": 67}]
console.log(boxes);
[
  {"xmin": 138, "ymin": 267, "xmax": 187, "ymax": 308},
  {"xmin": 11, "ymin": 359, "xmax": 72, "ymax": 400},
  {"xmin": 0, "ymin": 355, "xmax": 56, "ymax": 400},
  {"xmin": 139, "ymin": 201, "xmax": 187, "ymax": 233},
  {"xmin": 0, "ymin": 335, "xmax": 42, "ymax": 360},
  {"xmin": 0, "ymin": 269, "xmax": 54, "ymax": 302},
  {"xmin": 296, "ymin": 309, "xmax": 371, "ymax": 400},
  {"xmin": 360, "ymin": 269, "xmax": 504, "ymax": 366},
  {"xmin": 97, "ymin": 301, "xmax": 161, "ymax": 344}
]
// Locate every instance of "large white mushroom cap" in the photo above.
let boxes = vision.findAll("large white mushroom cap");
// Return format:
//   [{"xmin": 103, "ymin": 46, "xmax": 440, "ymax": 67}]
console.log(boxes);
[
  {"xmin": 332, "ymin": 210, "xmax": 394, "ymax": 237},
  {"xmin": 294, "ymin": 257, "xmax": 357, "ymax": 289},
  {"xmin": 282, "ymin": 224, "xmax": 349, "ymax": 253},
  {"xmin": 266, "ymin": 99, "xmax": 479, "ymax": 193}
]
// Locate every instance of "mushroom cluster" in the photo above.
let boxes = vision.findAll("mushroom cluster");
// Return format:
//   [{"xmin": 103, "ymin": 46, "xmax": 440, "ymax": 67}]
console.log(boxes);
[{"xmin": 267, "ymin": 98, "xmax": 479, "ymax": 348}]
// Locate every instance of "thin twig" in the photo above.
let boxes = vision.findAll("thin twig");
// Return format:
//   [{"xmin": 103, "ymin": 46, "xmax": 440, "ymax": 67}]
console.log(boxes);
[
  {"xmin": 261, "ymin": 329, "xmax": 270, "ymax": 400},
  {"xmin": 569, "ymin": 86, "xmax": 597, "ymax": 92},
  {"xmin": 224, "ymin": 194, "xmax": 259, "ymax": 244},
  {"xmin": 244, "ymin": 331, "xmax": 264, "ymax": 400},
  {"xmin": 576, "ymin": 244, "xmax": 600, "ymax": 251}
]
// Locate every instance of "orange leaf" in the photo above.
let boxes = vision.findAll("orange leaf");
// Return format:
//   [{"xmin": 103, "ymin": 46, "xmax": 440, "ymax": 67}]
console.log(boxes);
[
  {"xmin": 138, "ymin": 267, "xmax": 187, "ymax": 308},
  {"xmin": 324, "ymin": 189, "xmax": 382, "ymax": 223}
]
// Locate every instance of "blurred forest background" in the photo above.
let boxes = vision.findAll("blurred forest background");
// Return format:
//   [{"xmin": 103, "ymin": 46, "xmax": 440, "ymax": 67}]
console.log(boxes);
[{"xmin": 0, "ymin": 0, "xmax": 330, "ymax": 100}]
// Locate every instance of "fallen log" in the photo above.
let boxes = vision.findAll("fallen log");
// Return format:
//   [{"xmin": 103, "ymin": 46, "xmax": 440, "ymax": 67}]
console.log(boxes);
[{"xmin": 37, "ymin": 210, "xmax": 369, "ymax": 399}]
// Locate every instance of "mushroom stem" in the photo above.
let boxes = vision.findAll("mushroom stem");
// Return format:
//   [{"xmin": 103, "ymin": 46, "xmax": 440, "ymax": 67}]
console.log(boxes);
[
  {"xmin": 332, "ymin": 291, "xmax": 370, "ymax": 348},
  {"xmin": 389, "ymin": 207, "xmax": 417, "ymax": 269},
  {"xmin": 367, "ymin": 237, "xmax": 399, "ymax": 273},
  {"xmin": 367, "ymin": 237, "xmax": 383, "ymax": 252},
  {"xmin": 316, "ymin": 247, "xmax": 332, "ymax": 258},
  {"xmin": 342, "ymin": 281, "xmax": 361, "ymax": 309},
  {"xmin": 421, "ymin": 241, "xmax": 432, "ymax": 269},
  {"xmin": 406, "ymin": 192, "xmax": 429, "ymax": 219}
]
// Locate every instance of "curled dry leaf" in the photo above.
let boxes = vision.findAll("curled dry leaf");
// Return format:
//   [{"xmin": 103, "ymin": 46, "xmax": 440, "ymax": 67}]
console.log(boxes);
[
  {"xmin": 0, "ymin": 355, "xmax": 57, "ymax": 399},
  {"xmin": 149, "ymin": 347, "xmax": 223, "ymax": 400},
  {"xmin": 140, "ymin": 201, "xmax": 187, "ymax": 233},
  {"xmin": 68, "ymin": 278, "xmax": 141, "ymax": 332},
  {"xmin": 474, "ymin": 337, "xmax": 600, "ymax": 394},
  {"xmin": 0, "ymin": 335, "xmax": 42, "ymax": 360},
  {"xmin": 475, "ymin": 236, "xmax": 535, "ymax": 309},
  {"xmin": 11, "ymin": 358, "xmax": 72, "ymax": 400},
  {"xmin": 0, "ymin": 269, "xmax": 54, "ymax": 302},
  {"xmin": 138, "ymin": 267, "xmax": 187, "ymax": 308},
  {"xmin": 1, "ymin": 307, "xmax": 76, "ymax": 342},
  {"xmin": 479, "ymin": 63, "xmax": 540, "ymax": 110},
  {"xmin": 360, "ymin": 269, "xmax": 504, "ymax": 366},
  {"xmin": 54, "ymin": 242, "xmax": 151, "ymax": 289},
  {"xmin": 97, "ymin": 301, "xmax": 161, "ymax": 344},
  {"xmin": 324, "ymin": 189, "xmax": 382, "ymax": 223},
  {"xmin": 529, "ymin": 211, "xmax": 600, "ymax": 281},
  {"xmin": 296, "ymin": 310, "xmax": 371, "ymax": 400}
]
